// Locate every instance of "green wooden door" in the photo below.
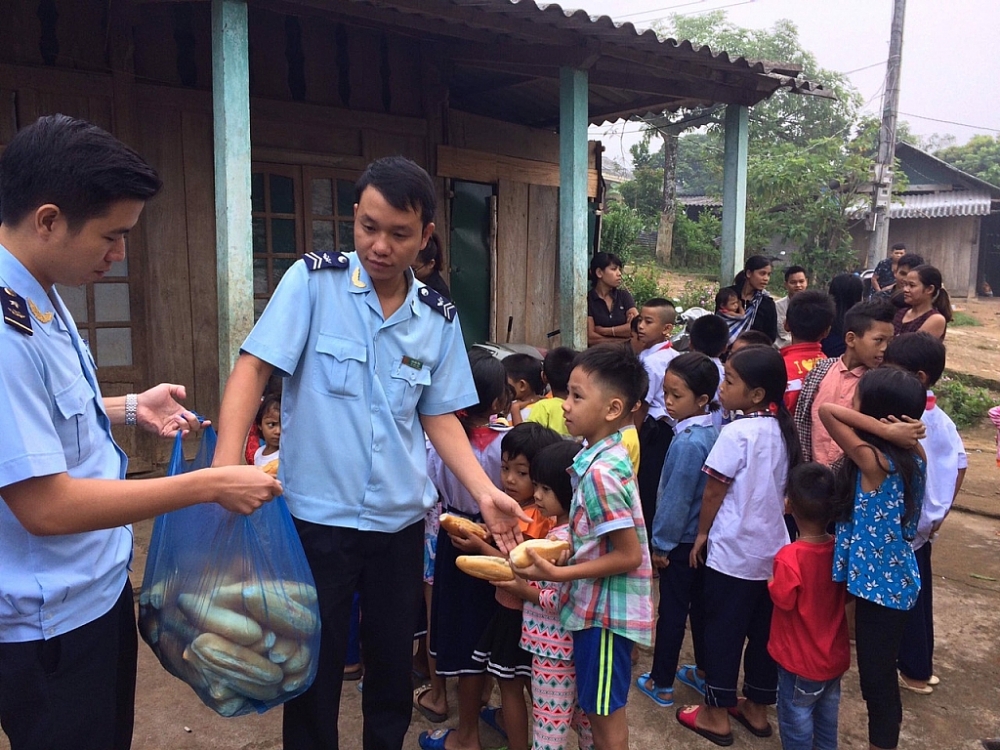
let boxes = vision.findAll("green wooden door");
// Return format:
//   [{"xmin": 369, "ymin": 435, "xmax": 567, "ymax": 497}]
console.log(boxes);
[{"xmin": 449, "ymin": 181, "xmax": 494, "ymax": 348}]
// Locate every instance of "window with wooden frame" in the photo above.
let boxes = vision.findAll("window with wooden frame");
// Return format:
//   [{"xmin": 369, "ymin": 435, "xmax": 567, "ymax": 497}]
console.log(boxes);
[
  {"xmin": 251, "ymin": 164, "xmax": 358, "ymax": 318},
  {"xmin": 56, "ymin": 255, "xmax": 135, "ymax": 368}
]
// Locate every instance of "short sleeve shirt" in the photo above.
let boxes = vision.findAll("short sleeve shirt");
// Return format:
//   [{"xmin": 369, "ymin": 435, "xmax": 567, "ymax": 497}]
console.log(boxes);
[
  {"xmin": 241, "ymin": 253, "xmax": 478, "ymax": 533},
  {"xmin": 0, "ymin": 245, "xmax": 130, "ymax": 642},
  {"xmin": 810, "ymin": 358, "xmax": 865, "ymax": 465},
  {"xmin": 525, "ymin": 397, "xmax": 569, "ymax": 436},
  {"xmin": 639, "ymin": 342, "xmax": 680, "ymax": 423},
  {"xmin": 586, "ymin": 287, "xmax": 636, "ymax": 329},
  {"xmin": 561, "ymin": 433, "xmax": 654, "ymax": 646}
]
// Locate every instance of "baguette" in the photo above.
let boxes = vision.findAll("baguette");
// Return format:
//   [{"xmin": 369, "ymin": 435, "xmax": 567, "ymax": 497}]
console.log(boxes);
[
  {"xmin": 178, "ymin": 593, "xmax": 263, "ymax": 646},
  {"xmin": 282, "ymin": 670, "xmax": 309, "ymax": 692},
  {"xmin": 509, "ymin": 538, "xmax": 570, "ymax": 568},
  {"xmin": 282, "ymin": 643, "xmax": 311, "ymax": 674},
  {"xmin": 242, "ymin": 585, "xmax": 318, "ymax": 637},
  {"xmin": 268, "ymin": 636, "xmax": 296, "ymax": 664},
  {"xmin": 260, "ymin": 459, "xmax": 279, "ymax": 477},
  {"xmin": 439, "ymin": 513, "xmax": 490, "ymax": 541},
  {"xmin": 189, "ymin": 632, "xmax": 284, "ymax": 685},
  {"xmin": 212, "ymin": 696, "xmax": 249, "ymax": 717},
  {"xmin": 246, "ymin": 631, "xmax": 277, "ymax": 654},
  {"xmin": 456, "ymin": 555, "xmax": 514, "ymax": 582}
]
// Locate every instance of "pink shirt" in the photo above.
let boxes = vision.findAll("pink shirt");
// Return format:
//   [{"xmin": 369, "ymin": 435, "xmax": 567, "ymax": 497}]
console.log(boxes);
[{"xmin": 809, "ymin": 357, "xmax": 866, "ymax": 465}]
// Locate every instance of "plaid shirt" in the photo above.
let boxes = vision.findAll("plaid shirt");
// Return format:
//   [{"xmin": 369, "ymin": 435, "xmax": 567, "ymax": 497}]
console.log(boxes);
[
  {"xmin": 792, "ymin": 356, "xmax": 838, "ymax": 463},
  {"xmin": 560, "ymin": 433, "xmax": 654, "ymax": 646}
]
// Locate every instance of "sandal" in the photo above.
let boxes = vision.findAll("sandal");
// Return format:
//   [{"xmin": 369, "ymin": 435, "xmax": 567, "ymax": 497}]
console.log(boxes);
[
  {"xmin": 676, "ymin": 705, "xmax": 733, "ymax": 747},
  {"xmin": 636, "ymin": 673, "xmax": 674, "ymax": 707},
  {"xmin": 727, "ymin": 698, "xmax": 773, "ymax": 738},
  {"xmin": 418, "ymin": 728, "xmax": 453, "ymax": 750},
  {"xmin": 676, "ymin": 664, "xmax": 706, "ymax": 696},
  {"xmin": 414, "ymin": 685, "xmax": 448, "ymax": 723},
  {"xmin": 343, "ymin": 664, "xmax": 363, "ymax": 682},
  {"xmin": 480, "ymin": 706, "xmax": 508, "ymax": 740},
  {"xmin": 898, "ymin": 673, "xmax": 933, "ymax": 695}
]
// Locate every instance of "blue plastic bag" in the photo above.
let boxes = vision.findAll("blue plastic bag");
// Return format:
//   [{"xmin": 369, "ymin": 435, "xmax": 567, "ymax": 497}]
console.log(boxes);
[{"xmin": 138, "ymin": 427, "xmax": 320, "ymax": 717}]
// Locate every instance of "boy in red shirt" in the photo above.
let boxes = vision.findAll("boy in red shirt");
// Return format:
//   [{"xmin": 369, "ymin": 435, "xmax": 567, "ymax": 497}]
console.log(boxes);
[
  {"xmin": 769, "ymin": 462, "xmax": 849, "ymax": 750},
  {"xmin": 780, "ymin": 291, "xmax": 835, "ymax": 413}
]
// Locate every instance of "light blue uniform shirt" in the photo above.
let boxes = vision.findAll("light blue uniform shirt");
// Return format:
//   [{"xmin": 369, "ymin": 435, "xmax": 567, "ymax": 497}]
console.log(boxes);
[
  {"xmin": 241, "ymin": 252, "xmax": 477, "ymax": 533},
  {"xmin": 0, "ymin": 245, "xmax": 130, "ymax": 643}
]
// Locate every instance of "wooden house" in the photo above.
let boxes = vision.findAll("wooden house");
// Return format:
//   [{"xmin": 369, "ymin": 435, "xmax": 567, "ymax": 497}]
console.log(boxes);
[{"xmin": 0, "ymin": 0, "xmax": 826, "ymax": 468}]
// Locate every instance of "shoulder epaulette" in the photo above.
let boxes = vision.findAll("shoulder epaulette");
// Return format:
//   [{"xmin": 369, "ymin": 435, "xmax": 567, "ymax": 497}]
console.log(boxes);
[
  {"xmin": 418, "ymin": 285, "xmax": 457, "ymax": 322},
  {"xmin": 303, "ymin": 251, "xmax": 349, "ymax": 271},
  {"xmin": 2, "ymin": 287, "xmax": 32, "ymax": 336}
]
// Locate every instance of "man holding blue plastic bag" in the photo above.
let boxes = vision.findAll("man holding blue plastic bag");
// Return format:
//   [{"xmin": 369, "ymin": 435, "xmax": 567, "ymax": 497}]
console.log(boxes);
[
  {"xmin": 0, "ymin": 116, "xmax": 283, "ymax": 750},
  {"xmin": 215, "ymin": 156, "xmax": 528, "ymax": 750}
]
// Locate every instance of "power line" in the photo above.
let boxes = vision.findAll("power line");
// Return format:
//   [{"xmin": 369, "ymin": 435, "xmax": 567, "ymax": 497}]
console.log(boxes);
[
  {"xmin": 614, "ymin": 0, "xmax": 708, "ymax": 20},
  {"xmin": 898, "ymin": 112, "xmax": 1000, "ymax": 134},
  {"xmin": 843, "ymin": 60, "xmax": 887, "ymax": 75}
]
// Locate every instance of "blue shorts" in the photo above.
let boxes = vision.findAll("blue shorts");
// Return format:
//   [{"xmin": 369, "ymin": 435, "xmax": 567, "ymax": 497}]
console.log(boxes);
[{"xmin": 572, "ymin": 628, "xmax": 633, "ymax": 716}]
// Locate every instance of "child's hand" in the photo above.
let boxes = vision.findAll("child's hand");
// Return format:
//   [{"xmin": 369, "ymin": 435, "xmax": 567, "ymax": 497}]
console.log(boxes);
[
  {"xmin": 511, "ymin": 548, "xmax": 564, "ymax": 582},
  {"xmin": 651, "ymin": 553, "xmax": 670, "ymax": 569},
  {"xmin": 492, "ymin": 576, "xmax": 534, "ymax": 600},
  {"xmin": 689, "ymin": 534, "xmax": 708, "ymax": 569},
  {"xmin": 449, "ymin": 529, "xmax": 493, "ymax": 554},
  {"xmin": 881, "ymin": 415, "xmax": 926, "ymax": 448}
]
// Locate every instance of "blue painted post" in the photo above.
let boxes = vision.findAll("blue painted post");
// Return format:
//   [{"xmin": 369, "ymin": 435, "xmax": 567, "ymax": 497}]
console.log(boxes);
[
  {"xmin": 721, "ymin": 104, "xmax": 749, "ymax": 286},
  {"xmin": 559, "ymin": 67, "xmax": 589, "ymax": 351},
  {"xmin": 212, "ymin": 0, "xmax": 252, "ymax": 392}
]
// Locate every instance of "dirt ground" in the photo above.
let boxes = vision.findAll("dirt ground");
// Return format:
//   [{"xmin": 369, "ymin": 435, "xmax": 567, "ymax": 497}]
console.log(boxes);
[{"xmin": 3, "ymin": 290, "xmax": 999, "ymax": 750}]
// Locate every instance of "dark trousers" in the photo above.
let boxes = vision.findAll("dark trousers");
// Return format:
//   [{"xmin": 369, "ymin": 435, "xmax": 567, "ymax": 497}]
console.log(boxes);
[
  {"xmin": 855, "ymin": 597, "xmax": 911, "ymax": 749},
  {"xmin": 897, "ymin": 543, "xmax": 933, "ymax": 681},
  {"xmin": 0, "ymin": 580, "xmax": 137, "ymax": 750},
  {"xmin": 637, "ymin": 418, "xmax": 673, "ymax": 541},
  {"xmin": 701, "ymin": 567, "xmax": 777, "ymax": 708},
  {"xmin": 650, "ymin": 543, "xmax": 705, "ymax": 686},
  {"xmin": 284, "ymin": 520, "xmax": 424, "ymax": 750}
]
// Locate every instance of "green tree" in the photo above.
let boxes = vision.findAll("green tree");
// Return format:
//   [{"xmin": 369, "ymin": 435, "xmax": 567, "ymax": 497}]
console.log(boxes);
[
  {"xmin": 617, "ymin": 139, "xmax": 664, "ymax": 226},
  {"xmin": 676, "ymin": 133, "xmax": 723, "ymax": 195},
  {"xmin": 934, "ymin": 134, "xmax": 1000, "ymax": 187}
]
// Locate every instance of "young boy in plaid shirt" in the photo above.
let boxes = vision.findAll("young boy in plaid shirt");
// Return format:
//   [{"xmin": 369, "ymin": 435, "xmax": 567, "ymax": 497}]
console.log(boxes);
[{"xmin": 514, "ymin": 345, "xmax": 653, "ymax": 750}]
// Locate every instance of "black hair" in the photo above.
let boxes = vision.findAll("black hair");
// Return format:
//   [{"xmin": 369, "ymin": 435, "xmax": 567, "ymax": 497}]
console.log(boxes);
[
  {"xmin": 588, "ymin": 252, "xmax": 623, "ymax": 287},
  {"xmin": 843, "ymin": 298, "xmax": 895, "ymax": 336},
  {"xmin": 715, "ymin": 287, "xmax": 738, "ymax": 312},
  {"xmin": 460, "ymin": 348, "xmax": 509, "ymax": 434},
  {"xmin": 783, "ymin": 265, "xmax": 807, "ymax": 282},
  {"xmin": 909, "ymin": 264, "xmax": 953, "ymax": 322},
  {"xmin": 787, "ymin": 463, "xmax": 836, "ymax": 526},
  {"xmin": 641, "ymin": 297, "xmax": 677, "ymax": 325},
  {"xmin": 734, "ymin": 330, "xmax": 773, "ymax": 348},
  {"xmin": 786, "ymin": 290, "xmax": 836, "ymax": 342},
  {"xmin": 355, "ymin": 156, "xmax": 436, "ymax": 227},
  {"xmin": 630, "ymin": 315, "xmax": 641, "ymax": 333},
  {"xmin": 501, "ymin": 422, "xmax": 563, "ymax": 465},
  {"xmin": 530, "ymin": 440, "xmax": 582, "ymax": 512},
  {"xmin": 542, "ymin": 347, "xmax": 577, "ymax": 395},
  {"xmin": 884, "ymin": 332, "xmax": 946, "ymax": 387},
  {"xmin": 416, "ymin": 232, "xmax": 443, "ymax": 271},
  {"xmin": 726, "ymin": 346, "xmax": 803, "ymax": 482},
  {"xmin": 571, "ymin": 345, "xmax": 646, "ymax": 416},
  {"xmin": 826, "ymin": 273, "xmax": 864, "ymax": 341},
  {"xmin": 891, "ymin": 242, "xmax": 907, "ymax": 251},
  {"xmin": 632, "ymin": 345, "xmax": 650, "ymax": 411},
  {"xmin": 502, "ymin": 353, "xmax": 545, "ymax": 397},
  {"xmin": 688, "ymin": 314, "xmax": 729, "ymax": 358},
  {"xmin": 833, "ymin": 367, "xmax": 926, "ymax": 529},
  {"xmin": 897, "ymin": 252, "xmax": 925, "ymax": 272},
  {"xmin": 665, "ymin": 352, "xmax": 720, "ymax": 413},
  {"xmin": 732, "ymin": 254, "xmax": 772, "ymax": 291},
  {"xmin": 0, "ymin": 114, "xmax": 162, "ymax": 230},
  {"xmin": 255, "ymin": 393, "xmax": 281, "ymax": 428}
]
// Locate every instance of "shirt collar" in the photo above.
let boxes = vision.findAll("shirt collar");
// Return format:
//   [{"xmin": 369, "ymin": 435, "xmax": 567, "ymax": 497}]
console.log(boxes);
[
  {"xmin": 926, "ymin": 389, "xmax": 936, "ymax": 411},
  {"xmin": 675, "ymin": 413, "xmax": 713, "ymax": 433},
  {"xmin": 571, "ymin": 431, "xmax": 622, "ymax": 479},
  {"xmin": 347, "ymin": 252, "xmax": 423, "ymax": 317},
  {"xmin": 836, "ymin": 355, "xmax": 866, "ymax": 376},
  {"xmin": 0, "ymin": 243, "xmax": 59, "ymax": 337}
]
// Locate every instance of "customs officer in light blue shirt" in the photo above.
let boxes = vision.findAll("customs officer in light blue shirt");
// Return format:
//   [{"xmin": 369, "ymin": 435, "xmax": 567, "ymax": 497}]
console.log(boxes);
[
  {"xmin": 0, "ymin": 116, "xmax": 282, "ymax": 750},
  {"xmin": 214, "ymin": 157, "xmax": 527, "ymax": 750}
]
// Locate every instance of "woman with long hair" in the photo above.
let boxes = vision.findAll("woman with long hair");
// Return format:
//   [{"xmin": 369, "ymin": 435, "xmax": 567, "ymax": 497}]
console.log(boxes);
[
  {"xmin": 821, "ymin": 273, "xmax": 864, "ymax": 358},
  {"xmin": 895, "ymin": 264, "xmax": 951, "ymax": 339},
  {"xmin": 586, "ymin": 252, "xmax": 638, "ymax": 346},
  {"xmin": 721, "ymin": 255, "xmax": 777, "ymax": 345}
]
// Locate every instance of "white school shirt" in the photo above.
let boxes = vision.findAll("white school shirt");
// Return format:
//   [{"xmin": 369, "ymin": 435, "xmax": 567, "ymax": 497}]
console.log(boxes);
[
  {"xmin": 254, "ymin": 445, "xmax": 280, "ymax": 467},
  {"xmin": 710, "ymin": 357, "xmax": 726, "ymax": 430},
  {"xmin": 702, "ymin": 415, "xmax": 790, "ymax": 580},
  {"xmin": 640, "ymin": 342, "xmax": 680, "ymax": 424},
  {"xmin": 915, "ymin": 392, "xmax": 967, "ymax": 550}
]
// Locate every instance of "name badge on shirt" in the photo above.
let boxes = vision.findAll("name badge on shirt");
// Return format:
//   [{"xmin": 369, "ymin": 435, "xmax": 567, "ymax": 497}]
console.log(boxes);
[{"xmin": 402, "ymin": 355, "xmax": 423, "ymax": 371}]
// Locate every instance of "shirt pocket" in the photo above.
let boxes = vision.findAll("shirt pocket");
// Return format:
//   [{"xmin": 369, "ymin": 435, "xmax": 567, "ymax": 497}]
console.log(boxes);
[
  {"xmin": 387, "ymin": 358, "xmax": 432, "ymax": 420},
  {"xmin": 53, "ymin": 373, "xmax": 94, "ymax": 468},
  {"xmin": 315, "ymin": 334, "xmax": 367, "ymax": 398}
]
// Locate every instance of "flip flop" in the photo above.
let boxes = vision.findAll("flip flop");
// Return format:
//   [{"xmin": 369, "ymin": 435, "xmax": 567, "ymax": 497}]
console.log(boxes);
[
  {"xmin": 676, "ymin": 664, "xmax": 706, "ymax": 696},
  {"xmin": 675, "ymin": 705, "xmax": 733, "ymax": 747},
  {"xmin": 480, "ymin": 706, "xmax": 508, "ymax": 740},
  {"xmin": 414, "ymin": 685, "xmax": 448, "ymax": 723},
  {"xmin": 343, "ymin": 665, "xmax": 363, "ymax": 682},
  {"xmin": 636, "ymin": 673, "xmax": 674, "ymax": 707},
  {"xmin": 418, "ymin": 728, "xmax": 453, "ymax": 750},
  {"xmin": 726, "ymin": 698, "xmax": 773, "ymax": 738},
  {"xmin": 898, "ymin": 673, "xmax": 933, "ymax": 695},
  {"xmin": 928, "ymin": 675, "xmax": 941, "ymax": 686}
]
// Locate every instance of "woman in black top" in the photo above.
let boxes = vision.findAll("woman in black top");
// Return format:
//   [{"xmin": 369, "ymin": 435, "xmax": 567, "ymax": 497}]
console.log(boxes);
[
  {"xmin": 722, "ymin": 254, "xmax": 778, "ymax": 344},
  {"xmin": 586, "ymin": 252, "xmax": 638, "ymax": 345},
  {"xmin": 411, "ymin": 233, "xmax": 451, "ymax": 299},
  {"xmin": 821, "ymin": 273, "xmax": 863, "ymax": 357}
]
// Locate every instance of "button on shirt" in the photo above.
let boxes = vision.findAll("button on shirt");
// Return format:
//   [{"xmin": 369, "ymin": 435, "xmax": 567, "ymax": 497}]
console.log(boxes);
[
  {"xmin": 241, "ymin": 253, "xmax": 477, "ymax": 533},
  {"xmin": 0, "ymin": 245, "xmax": 129, "ymax": 643}
]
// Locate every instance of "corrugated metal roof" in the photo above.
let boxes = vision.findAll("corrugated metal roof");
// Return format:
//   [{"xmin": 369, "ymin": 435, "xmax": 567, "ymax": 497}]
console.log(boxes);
[
  {"xmin": 890, "ymin": 190, "xmax": 993, "ymax": 219},
  {"xmin": 678, "ymin": 195, "xmax": 723, "ymax": 207}
]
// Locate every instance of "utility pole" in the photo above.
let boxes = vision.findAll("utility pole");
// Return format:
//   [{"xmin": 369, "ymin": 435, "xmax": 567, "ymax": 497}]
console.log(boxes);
[{"xmin": 866, "ymin": 0, "xmax": 906, "ymax": 269}]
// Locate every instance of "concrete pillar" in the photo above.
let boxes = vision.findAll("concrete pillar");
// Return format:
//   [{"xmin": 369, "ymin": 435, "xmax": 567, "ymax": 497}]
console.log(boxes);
[
  {"xmin": 212, "ymin": 0, "xmax": 252, "ymax": 392},
  {"xmin": 721, "ymin": 104, "xmax": 749, "ymax": 286},
  {"xmin": 559, "ymin": 67, "xmax": 589, "ymax": 351}
]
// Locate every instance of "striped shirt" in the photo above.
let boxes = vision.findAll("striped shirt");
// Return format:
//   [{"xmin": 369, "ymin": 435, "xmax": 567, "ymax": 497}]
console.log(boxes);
[{"xmin": 560, "ymin": 433, "xmax": 654, "ymax": 646}]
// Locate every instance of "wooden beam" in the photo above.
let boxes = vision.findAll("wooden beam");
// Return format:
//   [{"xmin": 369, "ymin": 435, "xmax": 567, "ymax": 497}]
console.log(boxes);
[
  {"xmin": 212, "ymin": 0, "xmax": 253, "ymax": 392},
  {"xmin": 436, "ymin": 145, "xmax": 598, "ymax": 197},
  {"xmin": 559, "ymin": 67, "xmax": 589, "ymax": 352},
  {"xmin": 720, "ymin": 104, "xmax": 749, "ymax": 285}
]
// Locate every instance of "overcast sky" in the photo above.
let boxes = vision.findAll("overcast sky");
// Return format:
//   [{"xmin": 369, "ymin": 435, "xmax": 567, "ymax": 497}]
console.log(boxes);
[{"xmin": 572, "ymin": 0, "xmax": 1000, "ymax": 164}]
